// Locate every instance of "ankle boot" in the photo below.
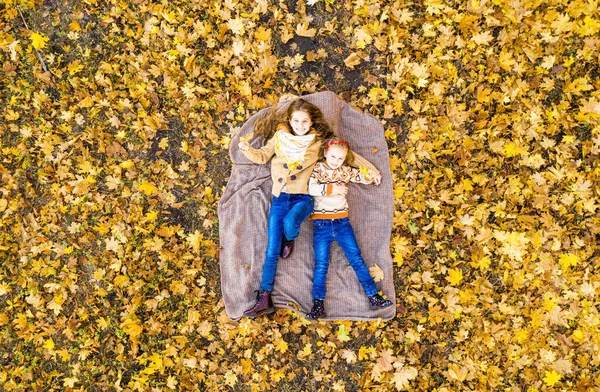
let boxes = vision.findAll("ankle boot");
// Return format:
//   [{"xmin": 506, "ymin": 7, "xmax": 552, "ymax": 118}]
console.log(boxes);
[
  {"xmin": 243, "ymin": 290, "xmax": 275, "ymax": 317},
  {"xmin": 306, "ymin": 299, "xmax": 325, "ymax": 319},
  {"xmin": 368, "ymin": 294, "xmax": 392, "ymax": 310},
  {"xmin": 281, "ymin": 236, "xmax": 295, "ymax": 259}
]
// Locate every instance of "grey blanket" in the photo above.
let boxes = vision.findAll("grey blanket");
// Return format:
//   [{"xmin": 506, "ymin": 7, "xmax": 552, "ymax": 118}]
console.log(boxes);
[{"xmin": 218, "ymin": 91, "xmax": 396, "ymax": 321}]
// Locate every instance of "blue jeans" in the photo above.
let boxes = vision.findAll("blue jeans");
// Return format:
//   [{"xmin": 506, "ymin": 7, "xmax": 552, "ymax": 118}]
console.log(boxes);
[
  {"xmin": 312, "ymin": 218, "xmax": 378, "ymax": 300},
  {"xmin": 259, "ymin": 193, "xmax": 314, "ymax": 291}
]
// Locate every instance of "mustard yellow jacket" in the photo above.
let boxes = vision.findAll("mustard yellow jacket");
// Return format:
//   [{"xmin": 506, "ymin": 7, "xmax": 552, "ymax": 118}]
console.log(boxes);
[{"xmin": 242, "ymin": 124, "xmax": 379, "ymax": 196}]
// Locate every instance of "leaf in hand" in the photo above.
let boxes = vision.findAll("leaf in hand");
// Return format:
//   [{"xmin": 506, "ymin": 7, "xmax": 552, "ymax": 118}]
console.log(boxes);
[{"xmin": 240, "ymin": 132, "xmax": 254, "ymax": 143}]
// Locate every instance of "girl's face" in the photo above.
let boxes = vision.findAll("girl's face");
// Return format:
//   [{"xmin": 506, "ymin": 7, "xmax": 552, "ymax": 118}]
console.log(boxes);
[
  {"xmin": 289, "ymin": 110, "xmax": 313, "ymax": 136},
  {"xmin": 324, "ymin": 145, "xmax": 347, "ymax": 169}
]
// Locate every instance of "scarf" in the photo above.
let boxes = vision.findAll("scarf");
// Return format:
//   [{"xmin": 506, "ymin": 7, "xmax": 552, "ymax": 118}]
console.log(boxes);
[{"xmin": 274, "ymin": 130, "xmax": 316, "ymax": 171}]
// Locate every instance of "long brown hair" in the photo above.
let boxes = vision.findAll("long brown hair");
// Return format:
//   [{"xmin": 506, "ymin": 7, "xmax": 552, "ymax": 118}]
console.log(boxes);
[
  {"xmin": 253, "ymin": 98, "xmax": 333, "ymax": 142},
  {"xmin": 319, "ymin": 136, "xmax": 355, "ymax": 166}
]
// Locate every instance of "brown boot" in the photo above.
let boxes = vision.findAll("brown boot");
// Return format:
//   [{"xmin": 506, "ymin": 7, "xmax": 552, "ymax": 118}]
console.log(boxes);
[
  {"xmin": 243, "ymin": 290, "xmax": 275, "ymax": 317},
  {"xmin": 281, "ymin": 237, "xmax": 295, "ymax": 259}
]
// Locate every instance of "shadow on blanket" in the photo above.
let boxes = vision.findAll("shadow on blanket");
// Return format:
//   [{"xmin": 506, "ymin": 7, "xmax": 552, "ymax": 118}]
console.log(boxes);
[{"xmin": 218, "ymin": 91, "xmax": 396, "ymax": 321}]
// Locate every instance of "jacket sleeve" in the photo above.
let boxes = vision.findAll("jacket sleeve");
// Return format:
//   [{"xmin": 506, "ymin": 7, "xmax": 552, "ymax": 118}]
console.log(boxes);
[
  {"xmin": 348, "ymin": 167, "xmax": 374, "ymax": 185},
  {"xmin": 350, "ymin": 151, "xmax": 381, "ymax": 178},
  {"xmin": 241, "ymin": 132, "xmax": 277, "ymax": 164}
]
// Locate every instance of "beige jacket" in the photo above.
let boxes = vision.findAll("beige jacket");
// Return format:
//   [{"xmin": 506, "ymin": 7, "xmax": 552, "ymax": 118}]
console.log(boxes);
[{"xmin": 242, "ymin": 124, "xmax": 379, "ymax": 197}]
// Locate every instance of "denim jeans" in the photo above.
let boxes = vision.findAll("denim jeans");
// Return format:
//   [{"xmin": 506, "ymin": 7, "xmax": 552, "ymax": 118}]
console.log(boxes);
[
  {"xmin": 312, "ymin": 218, "xmax": 378, "ymax": 300},
  {"xmin": 259, "ymin": 193, "xmax": 314, "ymax": 291}
]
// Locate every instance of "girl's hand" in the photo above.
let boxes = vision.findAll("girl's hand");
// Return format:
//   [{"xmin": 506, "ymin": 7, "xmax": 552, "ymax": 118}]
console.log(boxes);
[
  {"xmin": 239, "ymin": 141, "xmax": 250, "ymax": 151},
  {"xmin": 332, "ymin": 184, "xmax": 348, "ymax": 195},
  {"xmin": 369, "ymin": 170, "xmax": 382, "ymax": 185}
]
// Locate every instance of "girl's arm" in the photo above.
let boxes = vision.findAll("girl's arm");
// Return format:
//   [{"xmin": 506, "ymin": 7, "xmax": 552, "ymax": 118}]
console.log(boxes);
[
  {"xmin": 350, "ymin": 151, "xmax": 382, "ymax": 184},
  {"xmin": 239, "ymin": 133, "xmax": 277, "ymax": 164},
  {"xmin": 348, "ymin": 167, "xmax": 375, "ymax": 185}
]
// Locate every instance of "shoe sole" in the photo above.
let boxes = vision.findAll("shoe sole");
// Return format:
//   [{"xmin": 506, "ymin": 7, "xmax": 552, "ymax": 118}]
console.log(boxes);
[
  {"xmin": 369, "ymin": 303, "xmax": 393, "ymax": 310},
  {"xmin": 244, "ymin": 307, "xmax": 276, "ymax": 318}
]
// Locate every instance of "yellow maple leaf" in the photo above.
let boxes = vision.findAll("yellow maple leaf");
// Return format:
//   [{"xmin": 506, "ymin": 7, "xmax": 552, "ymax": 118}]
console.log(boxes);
[
  {"xmin": 120, "ymin": 160, "xmax": 134, "ymax": 169},
  {"xmin": 138, "ymin": 181, "xmax": 158, "ymax": 196},
  {"xmin": 337, "ymin": 325, "xmax": 351, "ymax": 342},
  {"xmin": 341, "ymin": 349, "xmax": 357, "ymax": 363},
  {"xmin": 498, "ymin": 49, "xmax": 516, "ymax": 72},
  {"xmin": 186, "ymin": 230, "xmax": 203, "ymax": 254},
  {"xmin": 393, "ymin": 365, "xmax": 418, "ymax": 390},
  {"xmin": 97, "ymin": 317, "xmax": 109, "ymax": 329},
  {"xmin": 68, "ymin": 60, "xmax": 84, "ymax": 76},
  {"xmin": 120, "ymin": 317, "xmax": 143, "ymax": 341},
  {"xmin": 369, "ymin": 264, "xmax": 384, "ymax": 282},
  {"xmin": 558, "ymin": 253, "xmax": 579, "ymax": 270},
  {"xmin": 63, "ymin": 377, "xmax": 78, "ymax": 388},
  {"xmin": 57, "ymin": 349, "xmax": 71, "ymax": 361},
  {"xmin": 158, "ymin": 137, "xmax": 169, "ymax": 149},
  {"xmin": 543, "ymin": 370, "xmax": 561, "ymax": 386},
  {"xmin": 577, "ymin": 15, "xmax": 600, "ymax": 37},
  {"xmin": 271, "ymin": 368, "xmax": 285, "ymax": 382},
  {"xmin": 69, "ymin": 20, "xmax": 82, "ymax": 31},
  {"xmin": 296, "ymin": 23, "xmax": 316, "ymax": 38},
  {"xmin": 474, "ymin": 256, "xmax": 490, "ymax": 271},
  {"xmin": 166, "ymin": 375, "xmax": 178, "ymax": 389},
  {"xmin": 227, "ymin": 18, "xmax": 245, "ymax": 35},
  {"xmin": 344, "ymin": 52, "xmax": 362, "ymax": 69},
  {"xmin": 447, "ymin": 268, "xmax": 463, "ymax": 286},
  {"xmin": 0, "ymin": 283, "xmax": 11, "ymax": 296},
  {"xmin": 274, "ymin": 338, "xmax": 288, "ymax": 353},
  {"xmin": 254, "ymin": 27, "xmax": 272, "ymax": 42},
  {"xmin": 93, "ymin": 222, "xmax": 110, "ymax": 235},
  {"xmin": 502, "ymin": 141, "xmax": 527, "ymax": 158},
  {"xmin": 43, "ymin": 338, "xmax": 55, "ymax": 350},
  {"xmin": 572, "ymin": 329, "xmax": 585, "ymax": 344},
  {"xmin": 359, "ymin": 345, "xmax": 376, "ymax": 360},
  {"xmin": 30, "ymin": 31, "xmax": 49, "ymax": 49},
  {"xmin": 563, "ymin": 77, "xmax": 593, "ymax": 95},
  {"xmin": 543, "ymin": 294, "xmax": 558, "ymax": 312},
  {"xmin": 224, "ymin": 370, "xmax": 237, "ymax": 387},
  {"xmin": 472, "ymin": 31, "xmax": 494, "ymax": 45}
]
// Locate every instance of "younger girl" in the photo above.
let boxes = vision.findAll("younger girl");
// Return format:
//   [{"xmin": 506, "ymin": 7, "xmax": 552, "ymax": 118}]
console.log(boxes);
[
  {"xmin": 239, "ymin": 99, "xmax": 379, "ymax": 318},
  {"xmin": 306, "ymin": 137, "xmax": 392, "ymax": 319}
]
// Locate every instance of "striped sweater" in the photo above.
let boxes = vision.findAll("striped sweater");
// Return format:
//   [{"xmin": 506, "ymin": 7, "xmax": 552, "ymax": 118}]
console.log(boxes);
[{"xmin": 308, "ymin": 162, "xmax": 374, "ymax": 220}]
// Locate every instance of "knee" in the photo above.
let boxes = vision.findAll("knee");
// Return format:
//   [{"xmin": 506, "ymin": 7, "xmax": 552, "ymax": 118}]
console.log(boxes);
[
  {"xmin": 346, "ymin": 252, "xmax": 365, "ymax": 266},
  {"xmin": 265, "ymin": 244, "xmax": 281, "ymax": 260},
  {"xmin": 282, "ymin": 219, "xmax": 296, "ymax": 238}
]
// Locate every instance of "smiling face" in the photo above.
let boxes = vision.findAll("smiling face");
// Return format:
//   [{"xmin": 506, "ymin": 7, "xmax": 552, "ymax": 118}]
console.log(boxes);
[
  {"xmin": 324, "ymin": 145, "xmax": 348, "ymax": 169},
  {"xmin": 289, "ymin": 110, "xmax": 313, "ymax": 136}
]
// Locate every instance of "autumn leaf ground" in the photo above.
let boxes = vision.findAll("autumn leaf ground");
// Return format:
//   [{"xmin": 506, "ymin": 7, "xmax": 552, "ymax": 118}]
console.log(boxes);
[{"xmin": 1, "ymin": 0, "xmax": 600, "ymax": 391}]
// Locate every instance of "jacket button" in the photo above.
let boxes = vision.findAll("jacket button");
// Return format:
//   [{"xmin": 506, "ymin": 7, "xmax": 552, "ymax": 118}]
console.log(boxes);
[
  {"xmin": 283, "ymin": 163, "xmax": 288, "ymax": 169},
  {"xmin": 290, "ymin": 175, "xmax": 297, "ymax": 180},
  {"xmin": 278, "ymin": 178, "xmax": 283, "ymax": 183},
  {"xmin": 297, "ymin": 165, "xmax": 302, "ymax": 170}
]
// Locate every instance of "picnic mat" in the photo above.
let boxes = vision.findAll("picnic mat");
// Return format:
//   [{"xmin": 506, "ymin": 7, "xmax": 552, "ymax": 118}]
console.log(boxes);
[{"xmin": 218, "ymin": 91, "xmax": 396, "ymax": 321}]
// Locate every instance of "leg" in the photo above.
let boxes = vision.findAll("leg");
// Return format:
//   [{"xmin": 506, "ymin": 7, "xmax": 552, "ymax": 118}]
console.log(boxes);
[
  {"xmin": 258, "ymin": 195, "xmax": 287, "ymax": 292},
  {"xmin": 334, "ymin": 219, "xmax": 379, "ymax": 297},
  {"xmin": 312, "ymin": 220, "xmax": 333, "ymax": 301},
  {"xmin": 281, "ymin": 194, "xmax": 314, "ymax": 258},
  {"xmin": 282, "ymin": 194, "xmax": 314, "ymax": 241}
]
